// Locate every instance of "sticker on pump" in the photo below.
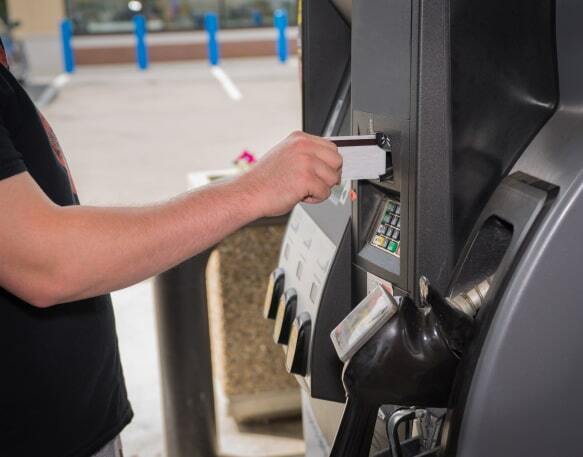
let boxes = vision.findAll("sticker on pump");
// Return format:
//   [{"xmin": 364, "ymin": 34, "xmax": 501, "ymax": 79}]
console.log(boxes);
[{"xmin": 330, "ymin": 285, "xmax": 399, "ymax": 363}]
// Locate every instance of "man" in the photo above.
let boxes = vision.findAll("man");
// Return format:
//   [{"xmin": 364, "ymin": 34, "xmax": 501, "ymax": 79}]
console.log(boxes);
[{"xmin": 0, "ymin": 41, "xmax": 341, "ymax": 456}]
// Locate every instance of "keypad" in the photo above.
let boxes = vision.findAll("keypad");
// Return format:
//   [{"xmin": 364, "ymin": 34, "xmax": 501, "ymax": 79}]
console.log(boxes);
[{"xmin": 371, "ymin": 199, "xmax": 401, "ymax": 257}]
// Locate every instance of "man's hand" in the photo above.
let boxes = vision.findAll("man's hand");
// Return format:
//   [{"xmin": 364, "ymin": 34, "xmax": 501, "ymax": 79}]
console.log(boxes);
[{"xmin": 237, "ymin": 131, "xmax": 342, "ymax": 217}]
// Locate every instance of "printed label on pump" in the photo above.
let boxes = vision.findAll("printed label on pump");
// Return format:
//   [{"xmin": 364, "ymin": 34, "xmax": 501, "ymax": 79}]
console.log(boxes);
[{"xmin": 330, "ymin": 285, "xmax": 399, "ymax": 363}]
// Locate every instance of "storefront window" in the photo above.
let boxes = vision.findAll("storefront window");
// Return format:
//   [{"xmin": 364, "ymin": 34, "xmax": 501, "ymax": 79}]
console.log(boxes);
[{"xmin": 65, "ymin": 0, "xmax": 297, "ymax": 35}]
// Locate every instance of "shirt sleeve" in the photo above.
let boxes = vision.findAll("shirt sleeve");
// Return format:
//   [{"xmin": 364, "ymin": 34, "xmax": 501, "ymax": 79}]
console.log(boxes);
[{"xmin": 0, "ymin": 118, "xmax": 26, "ymax": 181}]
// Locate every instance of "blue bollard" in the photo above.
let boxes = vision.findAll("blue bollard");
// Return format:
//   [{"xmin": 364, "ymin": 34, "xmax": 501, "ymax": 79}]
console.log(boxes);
[
  {"xmin": 204, "ymin": 12, "xmax": 220, "ymax": 66},
  {"xmin": 274, "ymin": 10, "xmax": 288, "ymax": 63},
  {"xmin": 251, "ymin": 9, "xmax": 263, "ymax": 27},
  {"xmin": 133, "ymin": 14, "xmax": 149, "ymax": 70},
  {"xmin": 60, "ymin": 19, "xmax": 75, "ymax": 74}
]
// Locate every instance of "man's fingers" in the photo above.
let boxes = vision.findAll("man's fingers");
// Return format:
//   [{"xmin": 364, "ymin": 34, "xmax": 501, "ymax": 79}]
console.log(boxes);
[
  {"xmin": 312, "ymin": 157, "xmax": 342, "ymax": 187},
  {"xmin": 321, "ymin": 148, "xmax": 343, "ymax": 172},
  {"xmin": 304, "ymin": 176, "xmax": 332, "ymax": 203},
  {"xmin": 292, "ymin": 131, "xmax": 339, "ymax": 157},
  {"xmin": 312, "ymin": 142, "xmax": 342, "ymax": 172},
  {"xmin": 297, "ymin": 131, "xmax": 337, "ymax": 150},
  {"xmin": 289, "ymin": 131, "xmax": 343, "ymax": 174}
]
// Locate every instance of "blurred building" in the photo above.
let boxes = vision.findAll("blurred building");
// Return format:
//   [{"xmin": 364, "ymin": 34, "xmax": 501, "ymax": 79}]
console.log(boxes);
[
  {"xmin": 7, "ymin": 0, "xmax": 297, "ymax": 76},
  {"xmin": 67, "ymin": 0, "xmax": 297, "ymax": 34},
  {"xmin": 6, "ymin": 0, "xmax": 65, "ymax": 77}
]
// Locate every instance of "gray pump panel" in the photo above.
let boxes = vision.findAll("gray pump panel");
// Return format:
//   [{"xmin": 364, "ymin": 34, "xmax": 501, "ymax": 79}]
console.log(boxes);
[
  {"xmin": 262, "ymin": 0, "xmax": 583, "ymax": 455},
  {"xmin": 452, "ymin": 1, "xmax": 583, "ymax": 454}
]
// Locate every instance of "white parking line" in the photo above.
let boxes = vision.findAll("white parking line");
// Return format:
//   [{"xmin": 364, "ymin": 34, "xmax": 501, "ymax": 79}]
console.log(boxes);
[
  {"xmin": 36, "ymin": 73, "xmax": 71, "ymax": 108},
  {"xmin": 210, "ymin": 66, "xmax": 242, "ymax": 101}
]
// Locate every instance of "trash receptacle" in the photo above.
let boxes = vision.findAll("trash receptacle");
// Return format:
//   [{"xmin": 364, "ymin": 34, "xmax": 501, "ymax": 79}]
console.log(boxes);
[{"xmin": 189, "ymin": 170, "xmax": 300, "ymax": 423}]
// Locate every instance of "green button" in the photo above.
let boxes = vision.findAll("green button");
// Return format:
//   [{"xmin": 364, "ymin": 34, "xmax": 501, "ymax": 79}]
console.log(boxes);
[
  {"xmin": 387, "ymin": 202, "xmax": 396, "ymax": 212},
  {"xmin": 388, "ymin": 241, "xmax": 398, "ymax": 253}
]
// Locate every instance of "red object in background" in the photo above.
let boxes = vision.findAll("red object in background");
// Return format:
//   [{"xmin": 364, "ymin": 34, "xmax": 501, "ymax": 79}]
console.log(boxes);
[
  {"xmin": 234, "ymin": 150, "xmax": 257, "ymax": 168},
  {"xmin": 0, "ymin": 39, "xmax": 8, "ymax": 68}
]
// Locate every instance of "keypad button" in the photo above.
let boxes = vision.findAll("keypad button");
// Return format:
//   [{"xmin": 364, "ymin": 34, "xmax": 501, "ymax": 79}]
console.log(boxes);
[
  {"xmin": 374, "ymin": 235, "xmax": 386, "ymax": 247},
  {"xmin": 309, "ymin": 282, "xmax": 319, "ymax": 303},
  {"xmin": 296, "ymin": 261, "xmax": 303, "ymax": 280},
  {"xmin": 370, "ymin": 200, "xmax": 402, "ymax": 257},
  {"xmin": 317, "ymin": 258, "xmax": 330, "ymax": 272}
]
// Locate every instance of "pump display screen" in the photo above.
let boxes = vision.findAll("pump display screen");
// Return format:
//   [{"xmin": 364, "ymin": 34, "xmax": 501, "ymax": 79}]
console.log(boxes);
[{"xmin": 371, "ymin": 199, "xmax": 401, "ymax": 257}]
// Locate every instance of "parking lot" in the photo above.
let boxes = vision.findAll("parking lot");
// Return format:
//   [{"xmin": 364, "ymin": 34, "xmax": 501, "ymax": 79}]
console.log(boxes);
[{"xmin": 41, "ymin": 57, "xmax": 304, "ymax": 457}]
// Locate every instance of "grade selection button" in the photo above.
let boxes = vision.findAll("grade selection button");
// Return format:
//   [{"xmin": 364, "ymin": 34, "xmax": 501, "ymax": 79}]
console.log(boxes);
[
  {"xmin": 309, "ymin": 282, "xmax": 319, "ymax": 303},
  {"xmin": 285, "ymin": 312, "xmax": 311, "ymax": 376},
  {"xmin": 263, "ymin": 267, "xmax": 285, "ymax": 320},
  {"xmin": 273, "ymin": 289, "xmax": 297, "ymax": 345}
]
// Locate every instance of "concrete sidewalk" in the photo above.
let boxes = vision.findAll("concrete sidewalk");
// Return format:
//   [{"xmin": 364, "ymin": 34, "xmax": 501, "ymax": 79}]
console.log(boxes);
[{"xmin": 42, "ymin": 57, "xmax": 304, "ymax": 457}]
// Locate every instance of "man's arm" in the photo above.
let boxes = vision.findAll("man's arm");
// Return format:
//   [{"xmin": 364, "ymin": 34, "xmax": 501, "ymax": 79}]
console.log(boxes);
[{"xmin": 0, "ymin": 132, "xmax": 342, "ymax": 308}]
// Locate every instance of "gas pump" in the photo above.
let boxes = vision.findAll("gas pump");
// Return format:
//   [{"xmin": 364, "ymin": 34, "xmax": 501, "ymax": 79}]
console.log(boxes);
[{"xmin": 264, "ymin": 0, "xmax": 583, "ymax": 455}]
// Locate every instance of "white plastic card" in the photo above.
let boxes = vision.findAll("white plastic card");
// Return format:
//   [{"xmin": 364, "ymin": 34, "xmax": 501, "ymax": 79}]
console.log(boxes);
[{"xmin": 339, "ymin": 144, "xmax": 386, "ymax": 181}]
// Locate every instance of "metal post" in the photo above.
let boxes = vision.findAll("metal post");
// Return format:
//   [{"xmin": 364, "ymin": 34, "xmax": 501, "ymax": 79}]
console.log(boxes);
[
  {"xmin": 133, "ymin": 14, "xmax": 149, "ymax": 70},
  {"xmin": 154, "ymin": 250, "xmax": 217, "ymax": 457},
  {"xmin": 274, "ymin": 9, "xmax": 288, "ymax": 63},
  {"xmin": 204, "ymin": 12, "xmax": 220, "ymax": 66},
  {"xmin": 60, "ymin": 19, "xmax": 75, "ymax": 74},
  {"xmin": 251, "ymin": 9, "xmax": 263, "ymax": 27}
]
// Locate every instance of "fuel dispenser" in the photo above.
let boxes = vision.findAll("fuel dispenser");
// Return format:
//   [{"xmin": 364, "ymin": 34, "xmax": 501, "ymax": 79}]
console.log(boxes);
[{"xmin": 264, "ymin": 0, "xmax": 583, "ymax": 455}]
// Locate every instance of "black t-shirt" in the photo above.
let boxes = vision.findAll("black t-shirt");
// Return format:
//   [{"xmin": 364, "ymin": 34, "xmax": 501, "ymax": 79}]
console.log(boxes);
[{"xmin": 0, "ymin": 42, "xmax": 132, "ymax": 456}]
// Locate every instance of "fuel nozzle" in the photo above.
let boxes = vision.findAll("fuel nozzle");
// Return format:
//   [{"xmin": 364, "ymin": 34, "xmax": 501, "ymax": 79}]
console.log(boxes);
[
  {"xmin": 420, "ymin": 276, "xmax": 475, "ymax": 356},
  {"xmin": 329, "ymin": 277, "xmax": 474, "ymax": 457},
  {"xmin": 446, "ymin": 276, "xmax": 492, "ymax": 317}
]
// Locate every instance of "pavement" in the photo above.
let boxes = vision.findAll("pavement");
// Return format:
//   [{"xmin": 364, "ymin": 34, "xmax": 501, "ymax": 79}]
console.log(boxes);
[
  {"xmin": 40, "ymin": 57, "xmax": 304, "ymax": 457},
  {"xmin": 24, "ymin": 82, "xmax": 49, "ymax": 102}
]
